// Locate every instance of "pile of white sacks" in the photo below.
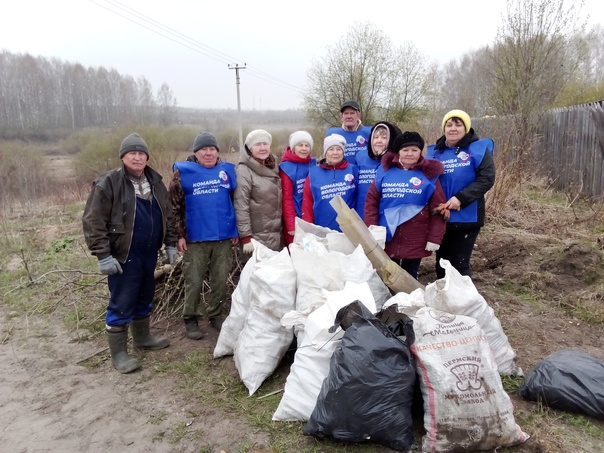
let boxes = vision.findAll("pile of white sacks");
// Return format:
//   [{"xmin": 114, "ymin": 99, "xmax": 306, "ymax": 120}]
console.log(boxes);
[{"xmin": 213, "ymin": 219, "xmax": 529, "ymax": 452}]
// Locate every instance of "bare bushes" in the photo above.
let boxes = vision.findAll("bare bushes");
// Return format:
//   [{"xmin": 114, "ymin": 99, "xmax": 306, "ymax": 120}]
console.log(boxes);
[
  {"xmin": 0, "ymin": 141, "xmax": 49, "ymax": 212},
  {"xmin": 153, "ymin": 247, "xmax": 243, "ymax": 320},
  {"xmin": 475, "ymin": 116, "xmax": 535, "ymax": 221}
]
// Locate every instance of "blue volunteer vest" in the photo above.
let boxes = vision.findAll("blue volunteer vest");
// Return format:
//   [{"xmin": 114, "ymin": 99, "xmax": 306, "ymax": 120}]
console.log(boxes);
[
  {"xmin": 426, "ymin": 138, "xmax": 493, "ymax": 223},
  {"xmin": 375, "ymin": 167, "xmax": 437, "ymax": 241},
  {"xmin": 173, "ymin": 161, "xmax": 237, "ymax": 241},
  {"xmin": 354, "ymin": 150, "xmax": 382, "ymax": 220},
  {"xmin": 279, "ymin": 158, "xmax": 316, "ymax": 218},
  {"xmin": 308, "ymin": 164, "xmax": 358, "ymax": 232},
  {"xmin": 326, "ymin": 126, "xmax": 372, "ymax": 165}
]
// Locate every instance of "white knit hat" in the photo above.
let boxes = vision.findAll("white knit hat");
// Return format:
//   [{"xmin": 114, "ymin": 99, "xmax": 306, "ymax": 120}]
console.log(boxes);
[
  {"xmin": 323, "ymin": 134, "xmax": 346, "ymax": 157},
  {"xmin": 245, "ymin": 129, "xmax": 272, "ymax": 149},
  {"xmin": 289, "ymin": 130, "xmax": 313, "ymax": 150}
]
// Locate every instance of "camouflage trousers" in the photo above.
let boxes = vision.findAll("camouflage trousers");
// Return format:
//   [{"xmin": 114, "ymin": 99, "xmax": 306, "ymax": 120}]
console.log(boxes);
[{"xmin": 182, "ymin": 239, "xmax": 232, "ymax": 319}]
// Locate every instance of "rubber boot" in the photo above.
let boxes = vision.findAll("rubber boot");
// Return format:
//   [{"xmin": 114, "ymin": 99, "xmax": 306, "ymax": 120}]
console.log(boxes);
[
  {"xmin": 106, "ymin": 329, "xmax": 140, "ymax": 374},
  {"xmin": 184, "ymin": 317, "xmax": 204, "ymax": 340},
  {"xmin": 209, "ymin": 317, "xmax": 223, "ymax": 332},
  {"xmin": 130, "ymin": 316, "xmax": 170, "ymax": 350}
]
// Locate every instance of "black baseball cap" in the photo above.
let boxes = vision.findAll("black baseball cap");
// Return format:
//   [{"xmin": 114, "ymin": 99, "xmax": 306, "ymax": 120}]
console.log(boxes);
[{"xmin": 340, "ymin": 100, "xmax": 360, "ymax": 112}]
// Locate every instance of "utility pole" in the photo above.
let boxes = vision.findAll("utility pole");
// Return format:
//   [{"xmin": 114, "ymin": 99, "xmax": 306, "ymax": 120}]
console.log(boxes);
[{"xmin": 228, "ymin": 63, "xmax": 246, "ymax": 153}]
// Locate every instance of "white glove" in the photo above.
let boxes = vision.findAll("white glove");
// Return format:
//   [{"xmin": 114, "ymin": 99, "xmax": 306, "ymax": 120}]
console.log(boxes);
[
  {"xmin": 425, "ymin": 241, "xmax": 440, "ymax": 252},
  {"xmin": 242, "ymin": 242, "xmax": 254, "ymax": 254},
  {"xmin": 165, "ymin": 246, "xmax": 178, "ymax": 264}
]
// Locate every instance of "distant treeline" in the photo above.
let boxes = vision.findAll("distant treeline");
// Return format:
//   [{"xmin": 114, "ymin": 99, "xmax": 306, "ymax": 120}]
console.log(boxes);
[
  {"xmin": 0, "ymin": 50, "xmax": 180, "ymax": 134},
  {"xmin": 0, "ymin": 50, "xmax": 310, "ymax": 139}
]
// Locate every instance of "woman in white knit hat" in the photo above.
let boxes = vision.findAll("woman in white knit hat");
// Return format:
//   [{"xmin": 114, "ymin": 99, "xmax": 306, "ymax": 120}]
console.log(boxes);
[
  {"xmin": 279, "ymin": 130, "xmax": 316, "ymax": 246},
  {"xmin": 301, "ymin": 134, "xmax": 358, "ymax": 232},
  {"xmin": 234, "ymin": 129, "xmax": 283, "ymax": 255}
]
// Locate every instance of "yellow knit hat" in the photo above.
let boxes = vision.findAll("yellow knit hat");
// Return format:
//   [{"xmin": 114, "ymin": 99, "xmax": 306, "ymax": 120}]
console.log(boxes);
[{"xmin": 442, "ymin": 109, "xmax": 471, "ymax": 134}]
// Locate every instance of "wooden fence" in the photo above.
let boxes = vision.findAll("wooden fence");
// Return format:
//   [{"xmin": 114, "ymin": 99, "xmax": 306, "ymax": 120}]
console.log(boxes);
[
  {"xmin": 536, "ymin": 101, "xmax": 604, "ymax": 198},
  {"xmin": 474, "ymin": 101, "xmax": 604, "ymax": 198}
]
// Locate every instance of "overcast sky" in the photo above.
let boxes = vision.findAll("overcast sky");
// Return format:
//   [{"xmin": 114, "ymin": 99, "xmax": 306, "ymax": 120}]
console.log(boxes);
[{"xmin": 1, "ymin": 0, "xmax": 601, "ymax": 110}]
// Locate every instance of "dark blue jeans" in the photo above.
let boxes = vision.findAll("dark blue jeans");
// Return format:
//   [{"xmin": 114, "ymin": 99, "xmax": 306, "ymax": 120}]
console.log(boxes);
[{"xmin": 106, "ymin": 197, "xmax": 163, "ymax": 327}]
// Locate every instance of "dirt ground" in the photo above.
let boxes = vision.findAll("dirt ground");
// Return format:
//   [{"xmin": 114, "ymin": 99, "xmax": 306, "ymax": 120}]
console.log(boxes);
[
  {"xmin": 0, "ymin": 310, "xmax": 272, "ymax": 453},
  {"xmin": 1, "ymin": 155, "xmax": 604, "ymax": 452}
]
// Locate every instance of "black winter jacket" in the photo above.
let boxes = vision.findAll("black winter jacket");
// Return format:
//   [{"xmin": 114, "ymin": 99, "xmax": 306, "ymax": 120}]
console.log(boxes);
[{"xmin": 432, "ymin": 129, "xmax": 496, "ymax": 230}]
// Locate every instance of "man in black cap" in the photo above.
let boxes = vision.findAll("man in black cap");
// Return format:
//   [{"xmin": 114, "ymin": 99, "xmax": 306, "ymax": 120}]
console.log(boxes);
[
  {"xmin": 83, "ymin": 132, "xmax": 177, "ymax": 374},
  {"xmin": 325, "ymin": 100, "xmax": 372, "ymax": 165}
]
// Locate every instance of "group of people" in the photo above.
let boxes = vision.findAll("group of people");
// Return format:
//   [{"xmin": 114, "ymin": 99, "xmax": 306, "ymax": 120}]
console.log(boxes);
[{"xmin": 82, "ymin": 102, "xmax": 495, "ymax": 373}]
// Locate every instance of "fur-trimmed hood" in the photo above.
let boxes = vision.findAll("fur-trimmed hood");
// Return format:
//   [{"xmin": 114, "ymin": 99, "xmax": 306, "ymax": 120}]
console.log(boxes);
[{"xmin": 381, "ymin": 152, "xmax": 444, "ymax": 180}]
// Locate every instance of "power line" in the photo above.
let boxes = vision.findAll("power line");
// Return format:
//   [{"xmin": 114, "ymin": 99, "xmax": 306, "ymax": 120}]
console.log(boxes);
[{"xmin": 88, "ymin": 0, "xmax": 302, "ymax": 94}]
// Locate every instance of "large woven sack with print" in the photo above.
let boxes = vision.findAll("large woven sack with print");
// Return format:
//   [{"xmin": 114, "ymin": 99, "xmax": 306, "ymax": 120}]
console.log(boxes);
[
  {"xmin": 424, "ymin": 259, "xmax": 522, "ymax": 376},
  {"xmin": 411, "ymin": 307, "xmax": 529, "ymax": 452}
]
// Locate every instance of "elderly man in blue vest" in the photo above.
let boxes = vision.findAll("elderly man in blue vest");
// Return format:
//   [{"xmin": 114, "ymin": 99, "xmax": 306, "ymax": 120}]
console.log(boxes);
[
  {"xmin": 169, "ymin": 132, "xmax": 239, "ymax": 340},
  {"xmin": 325, "ymin": 100, "xmax": 373, "ymax": 165}
]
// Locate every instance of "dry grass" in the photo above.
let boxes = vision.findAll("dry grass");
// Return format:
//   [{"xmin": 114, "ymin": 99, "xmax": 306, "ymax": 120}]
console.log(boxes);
[{"xmin": 2, "ymin": 138, "xmax": 604, "ymax": 453}]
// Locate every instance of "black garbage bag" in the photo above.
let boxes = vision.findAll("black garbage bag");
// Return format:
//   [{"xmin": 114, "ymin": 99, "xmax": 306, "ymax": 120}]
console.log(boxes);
[
  {"xmin": 303, "ymin": 301, "xmax": 416, "ymax": 450},
  {"xmin": 519, "ymin": 348, "xmax": 604, "ymax": 419}
]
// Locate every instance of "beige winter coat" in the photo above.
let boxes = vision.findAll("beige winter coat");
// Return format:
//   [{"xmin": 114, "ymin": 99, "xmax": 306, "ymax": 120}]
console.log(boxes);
[{"xmin": 234, "ymin": 148, "xmax": 283, "ymax": 251}]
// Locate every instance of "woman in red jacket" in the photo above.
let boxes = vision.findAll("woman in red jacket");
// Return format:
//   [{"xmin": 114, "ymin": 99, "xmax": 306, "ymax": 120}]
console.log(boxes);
[
  {"xmin": 279, "ymin": 131, "xmax": 316, "ymax": 246},
  {"xmin": 364, "ymin": 131, "xmax": 446, "ymax": 280}
]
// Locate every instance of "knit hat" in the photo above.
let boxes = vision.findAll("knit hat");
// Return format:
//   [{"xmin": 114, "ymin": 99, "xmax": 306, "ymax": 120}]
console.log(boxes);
[
  {"xmin": 289, "ymin": 130, "xmax": 313, "ymax": 150},
  {"xmin": 393, "ymin": 131, "xmax": 425, "ymax": 151},
  {"xmin": 340, "ymin": 100, "xmax": 360, "ymax": 112},
  {"xmin": 193, "ymin": 132, "xmax": 219, "ymax": 152},
  {"xmin": 323, "ymin": 133, "xmax": 346, "ymax": 157},
  {"xmin": 119, "ymin": 133, "xmax": 149, "ymax": 159},
  {"xmin": 245, "ymin": 129, "xmax": 272, "ymax": 149},
  {"xmin": 442, "ymin": 109, "xmax": 471, "ymax": 134}
]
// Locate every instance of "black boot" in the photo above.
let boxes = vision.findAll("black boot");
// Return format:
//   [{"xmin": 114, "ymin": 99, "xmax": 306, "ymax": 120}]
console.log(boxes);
[
  {"xmin": 130, "ymin": 316, "xmax": 170, "ymax": 350},
  {"xmin": 184, "ymin": 317, "xmax": 204, "ymax": 340},
  {"xmin": 209, "ymin": 317, "xmax": 223, "ymax": 332},
  {"xmin": 106, "ymin": 329, "xmax": 140, "ymax": 374}
]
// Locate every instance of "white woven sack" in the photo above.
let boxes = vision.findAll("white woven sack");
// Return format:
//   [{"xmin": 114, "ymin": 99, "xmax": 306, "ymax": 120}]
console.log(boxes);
[
  {"xmin": 424, "ymin": 259, "xmax": 522, "ymax": 376},
  {"xmin": 290, "ymin": 242, "xmax": 390, "ymax": 313},
  {"xmin": 234, "ymin": 245, "xmax": 297, "ymax": 395},
  {"xmin": 273, "ymin": 282, "xmax": 375, "ymax": 421},
  {"xmin": 213, "ymin": 240, "xmax": 261, "ymax": 358}
]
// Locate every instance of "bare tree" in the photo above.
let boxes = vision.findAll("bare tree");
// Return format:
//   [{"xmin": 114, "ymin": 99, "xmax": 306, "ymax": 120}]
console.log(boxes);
[
  {"xmin": 386, "ymin": 44, "xmax": 439, "ymax": 124},
  {"xmin": 438, "ymin": 48, "xmax": 494, "ymax": 118},
  {"xmin": 137, "ymin": 76, "xmax": 156, "ymax": 124},
  {"xmin": 156, "ymin": 83, "xmax": 177, "ymax": 126},
  {"xmin": 488, "ymin": 0, "xmax": 585, "ymax": 154},
  {"xmin": 303, "ymin": 22, "xmax": 435, "ymax": 127},
  {"xmin": 556, "ymin": 24, "xmax": 604, "ymax": 105}
]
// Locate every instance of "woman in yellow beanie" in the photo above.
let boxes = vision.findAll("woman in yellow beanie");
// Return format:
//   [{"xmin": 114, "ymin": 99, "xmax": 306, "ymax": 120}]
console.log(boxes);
[{"xmin": 426, "ymin": 110, "xmax": 495, "ymax": 279}]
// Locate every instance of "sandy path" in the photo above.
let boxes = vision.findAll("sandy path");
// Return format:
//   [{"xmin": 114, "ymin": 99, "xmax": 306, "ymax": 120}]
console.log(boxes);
[{"xmin": 0, "ymin": 310, "xmax": 266, "ymax": 453}]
